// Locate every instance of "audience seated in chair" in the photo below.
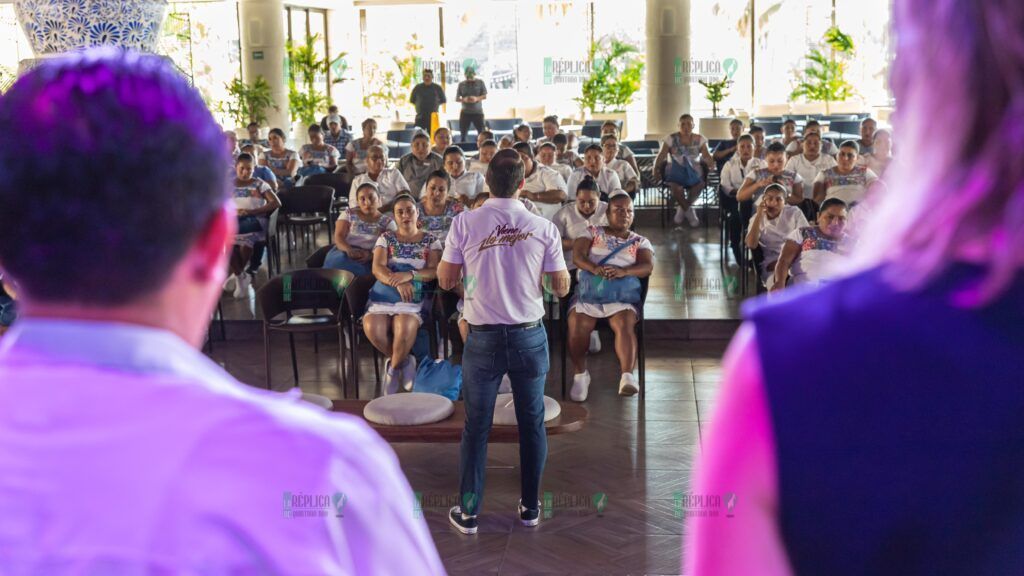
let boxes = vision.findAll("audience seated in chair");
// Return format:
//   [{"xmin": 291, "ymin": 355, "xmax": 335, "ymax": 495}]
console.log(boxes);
[
  {"xmin": 350, "ymin": 145, "xmax": 410, "ymax": 210},
  {"xmin": 720, "ymin": 134, "xmax": 765, "ymax": 266},
  {"xmin": 655, "ymin": 113, "xmax": 714, "ymax": 227},
  {"xmin": 786, "ymin": 120, "xmax": 838, "ymax": 157},
  {"xmin": 567, "ymin": 193, "xmax": 653, "ymax": 401},
  {"xmin": 536, "ymin": 115, "xmax": 578, "ymax": 153},
  {"xmin": 567, "ymin": 144, "xmax": 622, "ymax": 203},
  {"xmin": 398, "ymin": 131, "xmax": 445, "ymax": 198},
  {"xmin": 240, "ymin": 144, "xmax": 278, "ymax": 192},
  {"xmin": 859, "ymin": 128, "xmax": 893, "ymax": 178},
  {"xmin": 553, "ymin": 132, "xmax": 581, "ymax": 168},
  {"xmin": 749, "ymin": 124, "xmax": 768, "ymax": 160},
  {"xmin": 712, "ymin": 118, "xmax": 745, "ymax": 172},
  {"xmin": 600, "ymin": 121, "xmax": 641, "ymax": 177},
  {"xmin": 325, "ymin": 182, "xmax": 396, "ymax": 277},
  {"xmin": 771, "ymin": 197, "xmax": 849, "ymax": 291},
  {"xmin": 513, "ymin": 142, "xmax": 568, "ymax": 220},
  {"xmin": 467, "ymin": 139, "xmax": 497, "ymax": 176},
  {"xmin": 537, "ymin": 142, "xmax": 573, "ymax": 182},
  {"xmin": 444, "ymin": 146, "xmax": 485, "ymax": 205},
  {"xmin": 857, "ymin": 117, "xmax": 878, "ymax": 156},
  {"xmin": 225, "ymin": 130, "xmax": 240, "ymax": 159},
  {"xmin": 498, "ymin": 135, "xmax": 515, "ymax": 150},
  {"xmin": 745, "ymin": 184, "xmax": 809, "ymax": 290},
  {"xmin": 259, "ymin": 128, "xmax": 298, "ymax": 190},
  {"xmin": 346, "ymin": 118, "xmax": 387, "ymax": 176},
  {"xmin": 241, "ymin": 121, "xmax": 269, "ymax": 154},
  {"xmin": 417, "ymin": 170, "xmax": 464, "ymax": 248},
  {"xmin": 513, "ymin": 123, "xmax": 534, "ymax": 147},
  {"xmin": 431, "ymin": 127, "xmax": 453, "ymax": 158},
  {"xmin": 297, "ymin": 124, "xmax": 340, "ymax": 180},
  {"xmin": 363, "ymin": 195, "xmax": 442, "ymax": 395},
  {"xmin": 737, "ymin": 141, "xmax": 805, "ymax": 207},
  {"xmin": 601, "ymin": 134, "xmax": 640, "ymax": 198},
  {"xmin": 813, "ymin": 140, "xmax": 879, "ymax": 207},
  {"xmin": 776, "ymin": 119, "xmax": 800, "ymax": 156},
  {"xmin": 323, "ymin": 114, "xmax": 352, "ymax": 159},
  {"xmin": 228, "ymin": 153, "xmax": 281, "ymax": 299},
  {"xmin": 784, "ymin": 131, "xmax": 837, "ymax": 192}
]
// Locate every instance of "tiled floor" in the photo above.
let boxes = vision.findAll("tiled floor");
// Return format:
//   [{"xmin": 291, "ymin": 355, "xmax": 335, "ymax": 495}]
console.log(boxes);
[
  {"xmin": 207, "ymin": 326, "xmax": 728, "ymax": 576},
  {"xmin": 217, "ymin": 218, "xmax": 746, "ymax": 323}
]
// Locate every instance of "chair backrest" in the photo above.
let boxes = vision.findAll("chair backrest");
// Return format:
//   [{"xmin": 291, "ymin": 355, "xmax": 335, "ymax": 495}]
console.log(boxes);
[
  {"xmin": 279, "ymin": 185, "xmax": 333, "ymax": 215},
  {"xmin": 581, "ymin": 124, "xmax": 603, "ymax": 139},
  {"xmin": 622, "ymin": 140, "xmax": 661, "ymax": 154},
  {"xmin": 827, "ymin": 120, "xmax": 862, "ymax": 137},
  {"xmin": 531, "ymin": 125, "xmax": 545, "ymax": 139},
  {"xmin": 755, "ymin": 121, "xmax": 784, "ymax": 137},
  {"xmin": 487, "ymin": 118, "xmax": 523, "ymax": 131},
  {"xmin": 387, "ymin": 129, "xmax": 421, "ymax": 144},
  {"xmin": 256, "ymin": 268, "xmax": 354, "ymax": 322},
  {"xmin": 305, "ymin": 245, "xmax": 332, "ymax": 269},
  {"xmin": 266, "ymin": 207, "xmax": 279, "ymax": 238},
  {"xmin": 301, "ymin": 172, "xmax": 349, "ymax": 199},
  {"xmin": 340, "ymin": 273, "xmax": 378, "ymax": 321},
  {"xmin": 752, "ymin": 116, "xmax": 783, "ymax": 123}
]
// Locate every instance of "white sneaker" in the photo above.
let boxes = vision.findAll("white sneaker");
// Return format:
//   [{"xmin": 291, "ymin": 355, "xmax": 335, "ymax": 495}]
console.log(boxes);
[
  {"xmin": 233, "ymin": 273, "xmax": 250, "ymax": 299},
  {"xmin": 222, "ymin": 273, "xmax": 237, "ymax": 292},
  {"xmin": 588, "ymin": 331, "xmax": 601, "ymax": 354},
  {"xmin": 618, "ymin": 373, "xmax": 639, "ymax": 396},
  {"xmin": 400, "ymin": 355, "xmax": 417, "ymax": 392},
  {"xmin": 673, "ymin": 206, "xmax": 685, "ymax": 225},
  {"xmin": 685, "ymin": 206, "xmax": 700, "ymax": 227},
  {"xmin": 382, "ymin": 360, "xmax": 401, "ymax": 396},
  {"xmin": 499, "ymin": 374, "xmax": 512, "ymax": 394},
  {"xmin": 570, "ymin": 370, "xmax": 591, "ymax": 402}
]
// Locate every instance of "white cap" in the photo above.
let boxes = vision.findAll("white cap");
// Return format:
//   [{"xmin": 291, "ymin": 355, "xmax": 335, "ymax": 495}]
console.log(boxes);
[{"xmin": 327, "ymin": 114, "xmax": 342, "ymax": 125}]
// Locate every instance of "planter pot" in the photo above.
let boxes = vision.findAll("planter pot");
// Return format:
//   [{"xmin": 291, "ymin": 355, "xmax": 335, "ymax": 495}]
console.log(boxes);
[
  {"xmin": 698, "ymin": 117, "xmax": 734, "ymax": 140},
  {"xmin": 291, "ymin": 121, "xmax": 311, "ymax": 147},
  {"xmin": 14, "ymin": 0, "xmax": 168, "ymax": 55}
]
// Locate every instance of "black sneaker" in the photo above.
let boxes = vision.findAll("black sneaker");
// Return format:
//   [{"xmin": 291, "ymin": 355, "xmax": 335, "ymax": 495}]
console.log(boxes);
[
  {"xmin": 518, "ymin": 499, "xmax": 541, "ymax": 527},
  {"xmin": 449, "ymin": 506, "xmax": 478, "ymax": 535}
]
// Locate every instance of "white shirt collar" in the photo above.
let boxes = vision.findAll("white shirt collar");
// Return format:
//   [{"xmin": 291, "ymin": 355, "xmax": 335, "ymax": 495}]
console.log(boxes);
[{"xmin": 483, "ymin": 197, "xmax": 527, "ymax": 210}]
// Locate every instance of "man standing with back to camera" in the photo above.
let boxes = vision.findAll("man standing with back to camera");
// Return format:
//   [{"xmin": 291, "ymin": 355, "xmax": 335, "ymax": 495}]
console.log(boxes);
[{"xmin": 439, "ymin": 149, "xmax": 571, "ymax": 534}]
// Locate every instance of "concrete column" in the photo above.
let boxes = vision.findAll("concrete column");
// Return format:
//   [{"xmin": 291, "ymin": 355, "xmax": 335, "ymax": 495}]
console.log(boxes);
[
  {"xmin": 238, "ymin": 0, "xmax": 289, "ymax": 131},
  {"xmin": 645, "ymin": 0, "xmax": 691, "ymax": 139}
]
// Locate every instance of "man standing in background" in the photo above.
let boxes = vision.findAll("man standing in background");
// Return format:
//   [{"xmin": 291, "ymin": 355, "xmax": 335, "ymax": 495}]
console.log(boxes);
[
  {"xmin": 410, "ymin": 69, "xmax": 446, "ymax": 133},
  {"xmin": 456, "ymin": 66, "xmax": 488, "ymax": 143}
]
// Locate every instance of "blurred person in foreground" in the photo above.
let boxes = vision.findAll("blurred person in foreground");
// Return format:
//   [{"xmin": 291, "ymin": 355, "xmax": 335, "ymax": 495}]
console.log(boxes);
[
  {"xmin": 686, "ymin": 0, "xmax": 1024, "ymax": 574},
  {"xmin": 0, "ymin": 49, "xmax": 443, "ymax": 574}
]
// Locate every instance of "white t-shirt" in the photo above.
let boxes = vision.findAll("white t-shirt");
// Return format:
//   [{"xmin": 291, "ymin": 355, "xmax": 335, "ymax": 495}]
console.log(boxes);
[
  {"xmin": 0, "ymin": 319, "xmax": 445, "ymax": 575},
  {"xmin": 785, "ymin": 154, "xmax": 838, "ymax": 190},
  {"xmin": 448, "ymin": 170, "xmax": 486, "ymax": 202},
  {"xmin": 813, "ymin": 166, "xmax": 879, "ymax": 206},
  {"xmin": 350, "ymin": 169, "xmax": 410, "ymax": 207},
  {"xmin": 299, "ymin": 143, "xmax": 340, "ymax": 168},
  {"xmin": 606, "ymin": 158, "xmax": 639, "ymax": 187},
  {"xmin": 339, "ymin": 207, "xmax": 396, "ymax": 250},
  {"xmin": 523, "ymin": 165, "xmax": 568, "ymax": 220},
  {"xmin": 786, "ymin": 226, "xmax": 847, "ymax": 285},
  {"xmin": 553, "ymin": 202, "xmax": 609, "ymax": 270},
  {"xmin": 543, "ymin": 161, "xmax": 574, "ymax": 182},
  {"xmin": 749, "ymin": 205, "xmax": 809, "ymax": 275},
  {"xmin": 442, "ymin": 198, "xmax": 566, "ymax": 325},
  {"xmin": 720, "ymin": 156, "xmax": 765, "ymax": 195},
  {"xmin": 580, "ymin": 225, "xmax": 655, "ymax": 268},
  {"xmin": 566, "ymin": 167, "xmax": 622, "ymax": 200}
]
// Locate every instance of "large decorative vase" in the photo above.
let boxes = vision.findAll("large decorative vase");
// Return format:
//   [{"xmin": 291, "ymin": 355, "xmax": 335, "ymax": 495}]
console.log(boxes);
[{"xmin": 14, "ymin": 0, "xmax": 168, "ymax": 55}]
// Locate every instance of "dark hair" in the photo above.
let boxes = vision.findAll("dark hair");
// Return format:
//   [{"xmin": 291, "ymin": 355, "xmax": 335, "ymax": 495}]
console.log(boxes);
[
  {"xmin": 763, "ymin": 183, "xmax": 786, "ymax": 196},
  {"xmin": 392, "ymin": 193, "xmax": 417, "ymax": 209},
  {"xmin": 805, "ymin": 120, "xmax": 821, "ymax": 128},
  {"xmin": 552, "ymin": 133, "xmax": 568, "ymax": 145},
  {"xmin": 515, "ymin": 123, "xmax": 531, "ymax": 133},
  {"xmin": 601, "ymin": 120, "xmax": 618, "ymax": 128},
  {"xmin": 425, "ymin": 169, "xmax": 451, "ymax": 188},
  {"xmin": 679, "ymin": 113, "xmax": 694, "ymax": 121},
  {"xmin": 608, "ymin": 191, "xmax": 633, "ymax": 206},
  {"xmin": 443, "ymin": 145, "xmax": 465, "ymax": 160},
  {"xmin": 576, "ymin": 175, "xmax": 598, "ymax": 194},
  {"xmin": 411, "ymin": 131, "xmax": 430, "ymax": 142},
  {"xmin": 766, "ymin": 142, "xmax": 787, "ymax": 155},
  {"xmin": 840, "ymin": 139, "xmax": 861, "ymax": 154},
  {"xmin": 269, "ymin": 127, "xmax": 286, "ymax": 139},
  {"xmin": 423, "ymin": 69, "xmax": 434, "ymax": 75},
  {"xmin": 247, "ymin": 122, "xmax": 259, "ymax": 129},
  {"xmin": 860, "ymin": 117, "xmax": 876, "ymax": 126},
  {"xmin": 537, "ymin": 142, "xmax": 556, "ymax": 151},
  {"xmin": 361, "ymin": 117, "xmax": 376, "ymax": 128},
  {"xmin": 355, "ymin": 182, "xmax": 379, "ymax": 197},
  {"xmin": 328, "ymin": 105, "xmax": 339, "ymax": 112},
  {"xmin": 0, "ymin": 48, "xmax": 228, "ymax": 305},
  {"xmin": 600, "ymin": 133, "xmax": 618, "ymax": 145},
  {"xmin": 480, "ymin": 139, "xmax": 498, "ymax": 149},
  {"xmin": 512, "ymin": 141, "xmax": 534, "ymax": 158},
  {"xmin": 783, "ymin": 119, "xmax": 797, "ymax": 126},
  {"xmin": 730, "ymin": 118, "xmax": 743, "ymax": 126},
  {"xmin": 236, "ymin": 152, "xmax": 254, "ymax": 164},
  {"xmin": 486, "ymin": 149, "xmax": 525, "ymax": 198},
  {"xmin": 737, "ymin": 134, "xmax": 755, "ymax": 144},
  {"xmin": 584, "ymin": 144, "xmax": 603, "ymax": 155},
  {"xmin": 819, "ymin": 197, "xmax": 848, "ymax": 213},
  {"xmin": 749, "ymin": 125, "xmax": 765, "ymax": 134},
  {"xmin": 479, "ymin": 130, "xmax": 494, "ymax": 140},
  {"xmin": 308, "ymin": 124, "xmax": 322, "ymax": 134},
  {"xmin": 543, "ymin": 115, "xmax": 559, "ymax": 125}
]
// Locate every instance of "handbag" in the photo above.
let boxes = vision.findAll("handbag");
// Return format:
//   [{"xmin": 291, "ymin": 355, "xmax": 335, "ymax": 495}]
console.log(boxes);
[
  {"xmin": 577, "ymin": 238, "xmax": 642, "ymax": 305},
  {"xmin": 665, "ymin": 159, "xmax": 702, "ymax": 187},
  {"xmin": 237, "ymin": 215, "xmax": 263, "ymax": 234},
  {"xmin": 369, "ymin": 262, "xmax": 425, "ymax": 304},
  {"xmin": 413, "ymin": 358, "xmax": 463, "ymax": 401}
]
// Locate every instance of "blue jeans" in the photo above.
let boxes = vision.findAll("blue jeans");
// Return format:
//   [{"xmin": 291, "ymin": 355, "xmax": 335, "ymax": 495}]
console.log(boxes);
[
  {"xmin": 323, "ymin": 247, "xmax": 371, "ymax": 277},
  {"xmin": 459, "ymin": 323, "xmax": 549, "ymax": 516}
]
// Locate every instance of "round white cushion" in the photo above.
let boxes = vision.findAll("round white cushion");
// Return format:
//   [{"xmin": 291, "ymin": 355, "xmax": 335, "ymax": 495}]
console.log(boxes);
[
  {"xmin": 363, "ymin": 392, "xmax": 455, "ymax": 426},
  {"xmin": 300, "ymin": 393, "xmax": 334, "ymax": 410},
  {"xmin": 492, "ymin": 393, "xmax": 562, "ymax": 425}
]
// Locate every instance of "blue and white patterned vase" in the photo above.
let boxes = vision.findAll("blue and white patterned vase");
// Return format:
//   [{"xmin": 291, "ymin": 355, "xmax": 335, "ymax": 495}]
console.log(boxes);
[{"xmin": 14, "ymin": 0, "xmax": 168, "ymax": 55}]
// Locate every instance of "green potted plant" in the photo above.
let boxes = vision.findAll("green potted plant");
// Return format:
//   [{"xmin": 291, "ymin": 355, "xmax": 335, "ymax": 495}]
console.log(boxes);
[
  {"xmin": 576, "ymin": 37, "xmax": 645, "ymax": 138},
  {"xmin": 222, "ymin": 75, "xmax": 277, "ymax": 129},
  {"xmin": 697, "ymin": 74, "xmax": 736, "ymax": 139},
  {"xmin": 790, "ymin": 26, "xmax": 856, "ymax": 115},
  {"xmin": 286, "ymin": 33, "xmax": 347, "ymax": 142}
]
